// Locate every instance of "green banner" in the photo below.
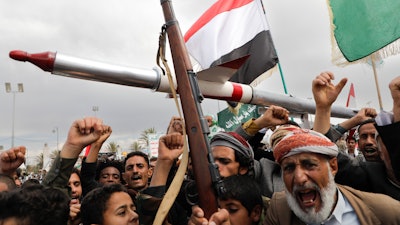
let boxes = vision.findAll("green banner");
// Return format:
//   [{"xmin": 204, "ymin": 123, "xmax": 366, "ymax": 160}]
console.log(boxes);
[
  {"xmin": 217, "ymin": 104, "xmax": 260, "ymax": 131},
  {"xmin": 329, "ymin": 0, "xmax": 400, "ymax": 61}
]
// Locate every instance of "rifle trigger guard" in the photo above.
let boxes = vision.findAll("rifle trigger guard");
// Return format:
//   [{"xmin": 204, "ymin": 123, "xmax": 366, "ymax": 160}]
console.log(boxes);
[{"xmin": 183, "ymin": 180, "xmax": 199, "ymax": 206}]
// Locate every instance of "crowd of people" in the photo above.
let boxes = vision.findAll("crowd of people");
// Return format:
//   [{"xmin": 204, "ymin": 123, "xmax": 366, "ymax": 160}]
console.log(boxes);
[{"xmin": 1, "ymin": 74, "xmax": 400, "ymax": 225}]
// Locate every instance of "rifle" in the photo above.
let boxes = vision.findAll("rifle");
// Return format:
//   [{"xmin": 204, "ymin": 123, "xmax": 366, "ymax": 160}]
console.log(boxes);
[{"xmin": 160, "ymin": 0, "xmax": 223, "ymax": 218}]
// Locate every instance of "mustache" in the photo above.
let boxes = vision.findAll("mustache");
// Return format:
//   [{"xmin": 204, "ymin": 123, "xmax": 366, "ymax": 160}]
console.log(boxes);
[
  {"xmin": 292, "ymin": 182, "xmax": 320, "ymax": 194},
  {"xmin": 131, "ymin": 174, "xmax": 142, "ymax": 180}
]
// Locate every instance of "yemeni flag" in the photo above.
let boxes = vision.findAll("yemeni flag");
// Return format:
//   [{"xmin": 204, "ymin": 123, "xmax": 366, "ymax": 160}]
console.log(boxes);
[
  {"xmin": 328, "ymin": 0, "xmax": 400, "ymax": 64},
  {"xmin": 346, "ymin": 83, "xmax": 357, "ymax": 108},
  {"xmin": 184, "ymin": 0, "xmax": 278, "ymax": 85}
]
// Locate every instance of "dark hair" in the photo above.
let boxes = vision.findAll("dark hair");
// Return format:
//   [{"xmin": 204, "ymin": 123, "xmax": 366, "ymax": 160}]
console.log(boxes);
[
  {"xmin": 21, "ymin": 178, "xmax": 40, "ymax": 189},
  {"xmin": 124, "ymin": 151, "xmax": 150, "ymax": 167},
  {"xmin": 81, "ymin": 183, "xmax": 128, "ymax": 225},
  {"xmin": 150, "ymin": 156, "xmax": 158, "ymax": 162},
  {"xmin": 219, "ymin": 175, "xmax": 263, "ymax": 216},
  {"xmin": 71, "ymin": 167, "xmax": 81, "ymax": 180},
  {"xmin": 0, "ymin": 184, "xmax": 69, "ymax": 225},
  {"xmin": 95, "ymin": 159, "xmax": 124, "ymax": 182},
  {"xmin": 357, "ymin": 118, "xmax": 376, "ymax": 133}
]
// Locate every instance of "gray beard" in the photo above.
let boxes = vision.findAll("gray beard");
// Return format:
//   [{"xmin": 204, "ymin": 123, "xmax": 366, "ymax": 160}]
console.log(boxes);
[{"xmin": 285, "ymin": 167, "xmax": 337, "ymax": 224}]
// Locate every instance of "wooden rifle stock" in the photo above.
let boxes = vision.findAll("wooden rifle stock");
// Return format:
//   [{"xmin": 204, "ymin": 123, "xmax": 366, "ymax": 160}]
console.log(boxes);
[{"xmin": 160, "ymin": 0, "xmax": 219, "ymax": 218}]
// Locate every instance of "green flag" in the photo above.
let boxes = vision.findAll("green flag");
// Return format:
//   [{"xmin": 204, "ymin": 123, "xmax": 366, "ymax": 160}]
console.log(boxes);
[
  {"xmin": 217, "ymin": 104, "xmax": 260, "ymax": 131},
  {"xmin": 328, "ymin": 0, "xmax": 400, "ymax": 62}
]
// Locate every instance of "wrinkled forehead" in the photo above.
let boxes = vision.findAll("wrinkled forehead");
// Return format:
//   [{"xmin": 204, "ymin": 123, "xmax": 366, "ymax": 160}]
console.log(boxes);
[{"xmin": 281, "ymin": 152, "xmax": 329, "ymax": 164}]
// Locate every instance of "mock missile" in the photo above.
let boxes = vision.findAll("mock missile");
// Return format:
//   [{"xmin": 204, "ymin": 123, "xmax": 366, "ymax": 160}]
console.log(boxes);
[{"xmin": 9, "ymin": 50, "xmax": 356, "ymax": 118}]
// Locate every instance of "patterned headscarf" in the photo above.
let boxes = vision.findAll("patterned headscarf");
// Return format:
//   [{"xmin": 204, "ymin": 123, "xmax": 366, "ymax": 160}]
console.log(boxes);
[
  {"xmin": 273, "ymin": 128, "xmax": 338, "ymax": 164},
  {"xmin": 269, "ymin": 124, "xmax": 300, "ymax": 149}
]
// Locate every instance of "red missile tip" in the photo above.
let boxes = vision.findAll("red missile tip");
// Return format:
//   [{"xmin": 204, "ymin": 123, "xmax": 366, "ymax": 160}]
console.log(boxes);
[
  {"xmin": 9, "ymin": 50, "xmax": 56, "ymax": 72},
  {"xmin": 9, "ymin": 50, "xmax": 29, "ymax": 61}
]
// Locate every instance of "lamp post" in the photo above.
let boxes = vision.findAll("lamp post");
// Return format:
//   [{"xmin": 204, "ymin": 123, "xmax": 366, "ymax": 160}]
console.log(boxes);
[
  {"xmin": 5, "ymin": 82, "xmax": 24, "ymax": 148},
  {"xmin": 52, "ymin": 127, "xmax": 59, "ymax": 151},
  {"xmin": 92, "ymin": 106, "xmax": 99, "ymax": 116}
]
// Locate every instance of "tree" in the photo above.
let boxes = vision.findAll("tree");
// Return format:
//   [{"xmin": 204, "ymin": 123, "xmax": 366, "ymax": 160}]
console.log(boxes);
[
  {"xmin": 42, "ymin": 150, "xmax": 61, "ymax": 171},
  {"xmin": 140, "ymin": 127, "xmax": 157, "ymax": 146},
  {"xmin": 130, "ymin": 141, "xmax": 144, "ymax": 152},
  {"xmin": 106, "ymin": 141, "xmax": 119, "ymax": 153},
  {"xmin": 49, "ymin": 150, "xmax": 60, "ymax": 160},
  {"xmin": 35, "ymin": 153, "xmax": 44, "ymax": 169}
]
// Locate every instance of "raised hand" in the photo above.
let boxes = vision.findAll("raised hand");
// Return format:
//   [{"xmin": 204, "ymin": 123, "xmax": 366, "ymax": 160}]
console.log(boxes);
[
  {"xmin": 61, "ymin": 117, "xmax": 107, "ymax": 159},
  {"xmin": 0, "ymin": 146, "xmax": 26, "ymax": 176},
  {"xmin": 389, "ymin": 76, "xmax": 400, "ymax": 122},
  {"xmin": 255, "ymin": 105, "xmax": 289, "ymax": 129},
  {"xmin": 312, "ymin": 71, "xmax": 347, "ymax": 108}
]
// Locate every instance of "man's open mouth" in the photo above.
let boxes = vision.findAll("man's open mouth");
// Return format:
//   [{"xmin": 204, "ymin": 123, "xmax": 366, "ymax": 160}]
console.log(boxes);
[
  {"xmin": 297, "ymin": 189, "xmax": 317, "ymax": 207},
  {"xmin": 132, "ymin": 174, "xmax": 142, "ymax": 180},
  {"xmin": 364, "ymin": 147, "xmax": 377, "ymax": 154}
]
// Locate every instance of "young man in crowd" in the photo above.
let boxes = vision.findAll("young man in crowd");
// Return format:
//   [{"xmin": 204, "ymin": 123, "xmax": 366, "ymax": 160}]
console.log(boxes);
[
  {"xmin": 123, "ymin": 151, "xmax": 153, "ymax": 193},
  {"xmin": 189, "ymin": 175, "xmax": 266, "ymax": 225}
]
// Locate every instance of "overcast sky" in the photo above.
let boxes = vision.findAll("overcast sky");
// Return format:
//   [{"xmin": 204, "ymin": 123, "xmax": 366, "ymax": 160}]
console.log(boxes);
[{"xmin": 0, "ymin": 0, "xmax": 398, "ymax": 162}]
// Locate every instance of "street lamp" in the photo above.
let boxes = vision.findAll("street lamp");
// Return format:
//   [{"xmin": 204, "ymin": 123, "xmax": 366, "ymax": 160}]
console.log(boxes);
[
  {"xmin": 5, "ymin": 82, "xmax": 24, "ymax": 148},
  {"xmin": 52, "ymin": 126, "xmax": 59, "ymax": 151},
  {"xmin": 92, "ymin": 106, "xmax": 99, "ymax": 116}
]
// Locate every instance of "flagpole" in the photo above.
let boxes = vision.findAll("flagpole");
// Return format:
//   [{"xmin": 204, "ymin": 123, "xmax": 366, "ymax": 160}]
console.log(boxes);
[
  {"xmin": 370, "ymin": 54, "xmax": 384, "ymax": 111},
  {"xmin": 277, "ymin": 62, "xmax": 288, "ymax": 94}
]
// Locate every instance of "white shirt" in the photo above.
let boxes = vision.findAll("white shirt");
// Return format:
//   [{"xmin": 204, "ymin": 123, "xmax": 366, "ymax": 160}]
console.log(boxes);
[{"xmin": 309, "ymin": 189, "xmax": 360, "ymax": 225}]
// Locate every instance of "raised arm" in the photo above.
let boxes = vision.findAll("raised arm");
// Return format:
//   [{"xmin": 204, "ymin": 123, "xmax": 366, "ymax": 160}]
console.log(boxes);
[
  {"xmin": 0, "ymin": 146, "xmax": 26, "ymax": 177},
  {"xmin": 312, "ymin": 71, "xmax": 347, "ymax": 134},
  {"xmin": 60, "ymin": 117, "xmax": 107, "ymax": 159},
  {"xmin": 389, "ymin": 76, "xmax": 400, "ymax": 122},
  {"xmin": 338, "ymin": 108, "xmax": 377, "ymax": 130},
  {"xmin": 150, "ymin": 132, "xmax": 184, "ymax": 187},
  {"xmin": 85, "ymin": 125, "xmax": 112, "ymax": 163},
  {"xmin": 81, "ymin": 125, "xmax": 112, "ymax": 197},
  {"xmin": 236, "ymin": 105, "xmax": 289, "ymax": 140},
  {"xmin": 43, "ymin": 117, "xmax": 107, "ymax": 194},
  {"xmin": 253, "ymin": 105, "xmax": 289, "ymax": 130}
]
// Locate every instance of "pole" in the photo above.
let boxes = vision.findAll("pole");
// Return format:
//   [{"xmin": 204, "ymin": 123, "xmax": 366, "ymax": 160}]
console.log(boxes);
[
  {"xmin": 5, "ymin": 82, "xmax": 24, "ymax": 148},
  {"xmin": 370, "ymin": 54, "xmax": 384, "ymax": 111},
  {"xmin": 11, "ymin": 92, "xmax": 16, "ymax": 147},
  {"xmin": 277, "ymin": 62, "xmax": 288, "ymax": 94},
  {"xmin": 53, "ymin": 127, "xmax": 59, "ymax": 151}
]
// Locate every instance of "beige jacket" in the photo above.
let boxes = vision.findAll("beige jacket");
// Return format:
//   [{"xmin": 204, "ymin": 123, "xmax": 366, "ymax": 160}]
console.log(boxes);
[{"xmin": 264, "ymin": 185, "xmax": 400, "ymax": 225}]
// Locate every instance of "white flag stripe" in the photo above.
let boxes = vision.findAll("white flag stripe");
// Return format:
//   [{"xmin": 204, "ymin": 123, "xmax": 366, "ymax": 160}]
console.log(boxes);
[{"xmin": 186, "ymin": 0, "xmax": 269, "ymax": 69}]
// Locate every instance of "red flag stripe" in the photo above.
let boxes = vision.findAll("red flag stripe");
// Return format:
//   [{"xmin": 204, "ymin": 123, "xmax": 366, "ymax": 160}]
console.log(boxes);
[
  {"xmin": 185, "ymin": 0, "xmax": 269, "ymax": 69},
  {"xmin": 184, "ymin": 0, "xmax": 254, "ymax": 42}
]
